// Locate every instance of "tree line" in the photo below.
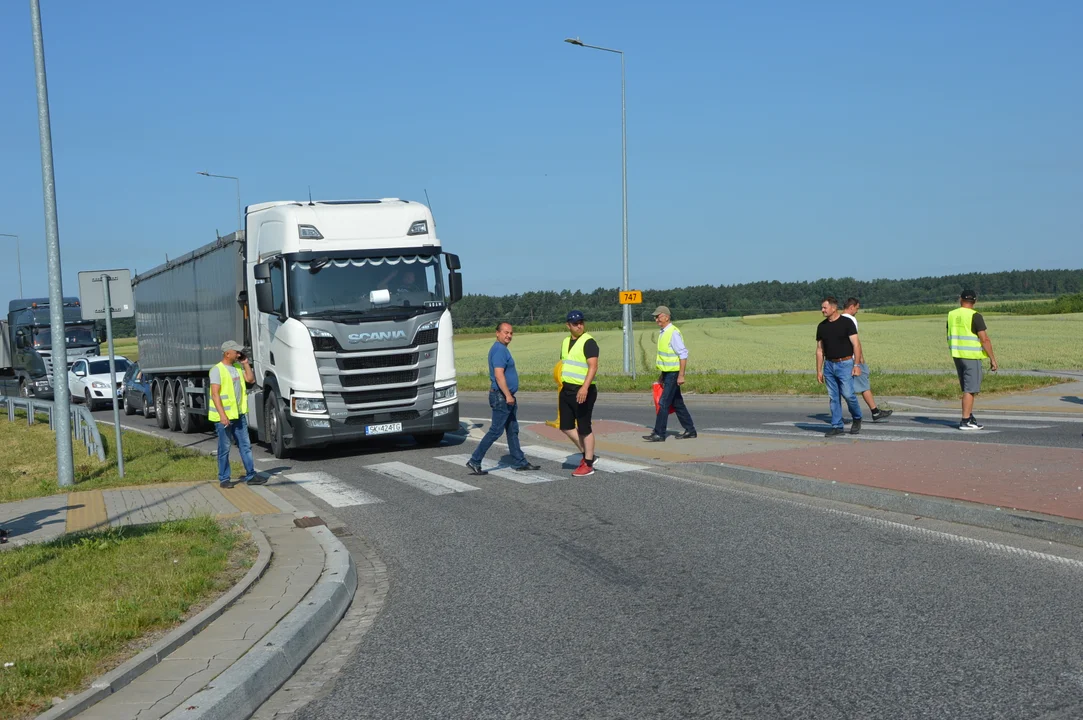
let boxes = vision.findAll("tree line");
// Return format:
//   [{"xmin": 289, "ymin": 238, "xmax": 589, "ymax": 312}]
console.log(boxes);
[{"xmin": 452, "ymin": 268, "xmax": 1083, "ymax": 327}]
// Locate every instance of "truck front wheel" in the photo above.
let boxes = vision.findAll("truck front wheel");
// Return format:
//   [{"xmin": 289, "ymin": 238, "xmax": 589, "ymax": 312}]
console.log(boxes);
[{"xmin": 265, "ymin": 391, "xmax": 290, "ymax": 459}]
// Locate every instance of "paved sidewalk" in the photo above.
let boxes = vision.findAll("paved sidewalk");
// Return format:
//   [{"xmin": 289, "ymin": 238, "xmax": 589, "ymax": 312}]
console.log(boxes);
[{"xmin": 1, "ymin": 480, "xmax": 357, "ymax": 720}]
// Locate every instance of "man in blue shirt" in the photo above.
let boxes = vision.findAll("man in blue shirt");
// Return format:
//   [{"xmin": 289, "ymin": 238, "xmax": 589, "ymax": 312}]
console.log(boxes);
[{"xmin": 466, "ymin": 322, "xmax": 541, "ymax": 475}]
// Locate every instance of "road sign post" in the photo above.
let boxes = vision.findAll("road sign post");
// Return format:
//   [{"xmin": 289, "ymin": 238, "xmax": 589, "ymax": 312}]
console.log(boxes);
[{"xmin": 78, "ymin": 269, "xmax": 134, "ymax": 477}]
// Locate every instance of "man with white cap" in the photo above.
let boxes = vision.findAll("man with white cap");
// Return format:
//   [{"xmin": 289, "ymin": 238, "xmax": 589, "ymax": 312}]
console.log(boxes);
[
  {"xmin": 209, "ymin": 340, "xmax": 263, "ymax": 488},
  {"xmin": 643, "ymin": 306, "xmax": 697, "ymax": 442}
]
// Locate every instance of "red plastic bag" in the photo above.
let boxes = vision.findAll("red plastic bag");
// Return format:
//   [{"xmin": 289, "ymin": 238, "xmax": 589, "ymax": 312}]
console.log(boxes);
[{"xmin": 652, "ymin": 382, "xmax": 676, "ymax": 415}]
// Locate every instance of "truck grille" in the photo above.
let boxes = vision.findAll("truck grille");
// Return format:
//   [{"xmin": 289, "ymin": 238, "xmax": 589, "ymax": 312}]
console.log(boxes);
[
  {"xmin": 338, "ymin": 352, "xmax": 418, "ymax": 371},
  {"xmin": 344, "ymin": 410, "xmax": 420, "ymax": 425},
  {"xmin": 340, "ymin": 370, "xmax": 419, "ymax": 388},
  {"xmin": 341, "ymin": 387, "xmax": 417, "ymax": 405}
]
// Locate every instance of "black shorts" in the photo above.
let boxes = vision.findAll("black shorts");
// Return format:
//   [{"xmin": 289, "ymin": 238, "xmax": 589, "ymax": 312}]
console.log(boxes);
[{"xmin": 559, "ymin": 383, "xmax": 597, "ymax": 434}]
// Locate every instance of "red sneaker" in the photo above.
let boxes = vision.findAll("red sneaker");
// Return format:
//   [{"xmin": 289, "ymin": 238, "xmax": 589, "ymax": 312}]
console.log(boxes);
[{"xmin": 571, "ymin": 460, "xmax": 595, "ymax": 477}]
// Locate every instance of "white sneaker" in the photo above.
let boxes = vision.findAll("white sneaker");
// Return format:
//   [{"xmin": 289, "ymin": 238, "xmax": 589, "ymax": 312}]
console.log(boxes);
[{"xmin": 959, "ymin": 418, "xmax": 984, "ymax": 430}]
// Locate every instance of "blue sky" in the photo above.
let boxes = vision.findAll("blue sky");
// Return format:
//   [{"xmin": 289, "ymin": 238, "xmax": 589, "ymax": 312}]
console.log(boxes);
[{"xmin": 1, "ymin": 0, "xmax": 1080, "ymax": 300}]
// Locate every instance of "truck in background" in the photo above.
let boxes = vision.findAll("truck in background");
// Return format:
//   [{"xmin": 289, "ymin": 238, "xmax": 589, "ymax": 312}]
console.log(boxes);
[
  {"xmin": 1, "ymin": 297, "xmax": 100, "ymax": 398},
  {"xmin": 133, "ymin": 198, "xmax": 463, "ymax": 457}
]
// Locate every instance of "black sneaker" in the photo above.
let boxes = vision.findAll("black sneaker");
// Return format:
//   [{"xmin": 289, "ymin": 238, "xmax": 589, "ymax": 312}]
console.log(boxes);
[
  {"xmin": 675, "ymin": 430, "xmax": 698, "ymax": 439},
  {"xmin": 245, "ymin": 475, "xmax": 268, "ymax": 486},
  {"xmin": 219, "ymin": 480, "xmax": 235, "ymax": 489},
  {"xmin": 465, "ymin": 460, "xmax": 488, "ymax": 475},
  {"xmin": 850, "ymin": 419, "xmax": 862, "ymax": 435},
  {"xmin": 514, "ymin": 463, "xmax": 541, "ymax": 471},
  {"xmin": 959, "ymin": 417, "xmax": 984, "ymax": 431},
  {"xmin": 824, "ymin": 428, "xmax": 844, "ymax": 437},
  {"xmin": 871, "ymin": 408, "xmax": 893, "ymax": 422}
]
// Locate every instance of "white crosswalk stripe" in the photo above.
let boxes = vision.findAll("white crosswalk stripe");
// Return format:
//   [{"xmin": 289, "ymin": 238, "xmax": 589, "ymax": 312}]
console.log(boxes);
[
  {"xmin": 704, "ymin": 427, "xmax": 911, "ymax": 442},
  {"xmin": 764, "ymin": 421, "xmax": 1000, "ymax": 435},
  {"xmin": 518, "ymin": 445, "xmax": 648, "ymax": 473},
  {"xmin": 284, "ymin": 471, "xmax": 384, "ymax": 507},
  {"xmin": 366, "ymin": 461, "xmax": 481, "ymax": 495},
  {"xmin": 435, "ymin": 454, "xmax": 561, "ymax": 484}
]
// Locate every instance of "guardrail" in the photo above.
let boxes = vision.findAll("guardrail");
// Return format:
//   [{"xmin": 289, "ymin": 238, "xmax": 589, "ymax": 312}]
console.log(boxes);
[{"xmin": 0, "ymin": 394, "xmax": 107, "ymax": 461}]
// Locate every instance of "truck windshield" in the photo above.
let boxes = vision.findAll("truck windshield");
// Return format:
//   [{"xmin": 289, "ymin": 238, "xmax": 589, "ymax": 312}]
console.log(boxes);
[
  {"xmin": 32, "ymin": 325, "xmax": 96, "ymax": 348},
  {"xmin": 287, "ymin": 254, "xmax": 445, "ymax": 319}
]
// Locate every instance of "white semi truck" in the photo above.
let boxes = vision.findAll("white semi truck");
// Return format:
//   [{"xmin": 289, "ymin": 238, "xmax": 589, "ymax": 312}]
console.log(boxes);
[{"xmin": 133, "ymin": 198, "xmax": 463, "ymax": 457}]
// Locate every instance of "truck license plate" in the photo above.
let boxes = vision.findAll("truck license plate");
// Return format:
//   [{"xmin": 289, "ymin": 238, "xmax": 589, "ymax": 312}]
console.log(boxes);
[{"xmin": 365, "ymin": 422, "xmax": 402, "ymax": 436}]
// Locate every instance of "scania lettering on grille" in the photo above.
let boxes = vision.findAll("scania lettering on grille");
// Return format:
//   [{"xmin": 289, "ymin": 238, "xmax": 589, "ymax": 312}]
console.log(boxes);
[{"xmin": 348, "ymin": 330, "xmax": 408, "ymax": 344}]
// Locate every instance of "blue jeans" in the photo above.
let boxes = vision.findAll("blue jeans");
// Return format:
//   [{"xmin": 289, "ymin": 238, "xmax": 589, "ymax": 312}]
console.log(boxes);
[
  {"xmin": 216, "ymin": 415, "xmax": 256, "ymax": 483},
  {"xmin": 653, "ymin": 372, "xmax": 696, "ymax": 436},
  {"xmin": 824, "ymin": 359, "xmax": 863, "ymax": 429},
  {"xmin": 470, "ymin": 391, "xmax": 527, "ymax": 467}
]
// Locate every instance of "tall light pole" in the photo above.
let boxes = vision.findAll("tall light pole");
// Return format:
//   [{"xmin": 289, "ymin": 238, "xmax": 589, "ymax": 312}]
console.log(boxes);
[
  {"xmin": 196, "ymin": 171, "xmax": 242, "ymax": 235},
  {"xmin": 0, "ymin": 234, "xmax": 23, "ymax": 297},
  {"xmin": 30, "ymin": 0, "xmax": 74, "ymax": 487},
  {"xmin": 564, "ymin": 37, "xmax": 633, "ymax": 376}
]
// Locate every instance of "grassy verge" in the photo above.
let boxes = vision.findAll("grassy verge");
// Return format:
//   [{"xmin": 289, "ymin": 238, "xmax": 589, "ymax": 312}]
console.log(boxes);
[
  {"xmin": 0, "ymin": 517, "xmax": 254, "ymax": 719},
  {"xmin": 457, "ymin": 372, "xmax": 1066, "ymax": 400},
  {"xmin": 1, "ymin": 419, "xmax": 235, "ymax": 503}
]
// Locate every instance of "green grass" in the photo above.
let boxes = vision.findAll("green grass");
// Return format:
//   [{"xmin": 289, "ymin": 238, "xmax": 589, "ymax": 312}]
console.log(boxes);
[
  {"xmin": 457, "ymin": 371, "xmax": 1065, "ymax": 400},
  {"xmin": 452, "ymin": 313, "xmax": 1083, "ymax": 375},
  {"xmin": 0, "ymin": 419, "xmax": 236, "ymax": 503},
  {"xmin": 110, "ymin": 337, "xmax": 138, "ymax": 361},
  {"xmin": 0, "ymin": 517, "xmax": 253, "ymax": 719}
]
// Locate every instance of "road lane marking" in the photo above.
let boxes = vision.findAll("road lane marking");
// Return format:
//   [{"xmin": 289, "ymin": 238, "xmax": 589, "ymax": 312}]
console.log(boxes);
[
  {"xmin": 764, "ymin": 421, "xmax": 1003, "ymax": 435},
  {"xmin": 284, "ymin": 471, "xmax": 384, "ymax": 507},
  {"xmin": 704, "ymin": 427, "xmax": 911, "ymax": 442},
  {"xmin": 366, "ymin": 462, "xmax": 481, "ymax": 495},
  {"xmin": 518, "ymin": 445, "xmax": 649, "ymax": 472},
  {"xmin": 435, "ymin": 454, "xmax": 559, "ymax": 484}
]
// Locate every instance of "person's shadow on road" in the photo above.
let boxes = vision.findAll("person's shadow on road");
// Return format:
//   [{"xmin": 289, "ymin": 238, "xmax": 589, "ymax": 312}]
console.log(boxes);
[
  {"xmin": 0, "ymin": 504, "xmax": 75, "ymax": 545},
  {"xmin": 1061, "ymin": 396, "xmax": 1083, "ymax": 406}
]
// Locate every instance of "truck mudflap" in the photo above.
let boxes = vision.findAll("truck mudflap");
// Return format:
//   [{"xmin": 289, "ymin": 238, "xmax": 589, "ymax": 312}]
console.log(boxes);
[{"xmin": 285, "ymin": 403, "xmax": 460, "ymax": 450}]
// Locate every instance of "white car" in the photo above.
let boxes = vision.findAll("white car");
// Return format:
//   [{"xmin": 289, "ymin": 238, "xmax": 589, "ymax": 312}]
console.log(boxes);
[{"xmin": 69, "ymin": 356, "xmax": 132, "ymax": 411}]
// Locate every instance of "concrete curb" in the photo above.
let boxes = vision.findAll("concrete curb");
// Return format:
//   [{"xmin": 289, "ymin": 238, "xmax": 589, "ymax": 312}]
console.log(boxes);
[
  {"xmin": 38, "ymin": 516, "xmax": 274, "ymax": 720},
  {"xmin": 683, "ymin": 461, "xmax": 1083, "ymax": 547},
  {"xmin": 162, "ymin": 523, "xmax": 358, "ymax": 720}
]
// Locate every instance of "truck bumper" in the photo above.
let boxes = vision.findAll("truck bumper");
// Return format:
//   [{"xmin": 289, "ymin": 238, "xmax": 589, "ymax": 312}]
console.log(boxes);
[{"xmin": 287, "ymin": 402, "xmax": 460, "ymax": 449}]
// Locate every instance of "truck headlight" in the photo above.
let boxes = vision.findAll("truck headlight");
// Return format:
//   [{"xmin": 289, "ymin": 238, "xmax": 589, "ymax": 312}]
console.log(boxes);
[
  {"xmin": 91, "ymin": 381, "xmax": 109, "ymax": 389},
  {"xmin": 434, "ymin": 384, "xmax": 457, "ymax": 403},
  {"xmin": 291, "ymin": 397, "xmax": 327, "ymax": 414}
]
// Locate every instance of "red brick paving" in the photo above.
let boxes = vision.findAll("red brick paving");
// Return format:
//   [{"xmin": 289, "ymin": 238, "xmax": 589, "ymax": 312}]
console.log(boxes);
[{"xmin": 720, "ymin": 440, "xmax": 1083, "ymax": 520}]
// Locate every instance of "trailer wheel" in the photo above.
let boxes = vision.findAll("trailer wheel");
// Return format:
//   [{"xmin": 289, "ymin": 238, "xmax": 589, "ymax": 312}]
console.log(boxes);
[
  {"xmin": 154, "ymin": 382, "xmax": 169, "ymax": 429},
  {"xmin": 265, "ymin": 390, "xmax": 290, "ymax": 459},
  {"xmin": 165, "ymin": 382, "xmax": 180, "ymax": 431},
  {"xmin": 177, "ymin": 384, "xmax": 197, "ymax": 434}
]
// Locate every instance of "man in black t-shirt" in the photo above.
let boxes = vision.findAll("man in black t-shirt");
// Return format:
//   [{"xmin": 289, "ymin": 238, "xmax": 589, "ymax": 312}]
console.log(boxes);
[
  {"xmin": 815, "ymin": 296, "xmax": 864, "ymax": 437},
  {"xmin": 559, "ymin": 310, "xmax": 600, "ymax": 477}
]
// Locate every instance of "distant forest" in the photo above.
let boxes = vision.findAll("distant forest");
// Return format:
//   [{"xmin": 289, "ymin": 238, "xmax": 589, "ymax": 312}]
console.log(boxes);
[
  {"xmin": 451, "ymin": 268, "xmax": 1083, "ymax": 327},
  {"xmin": 101, "ymin": 268, "xmax": 1083, "ymax": 338}
]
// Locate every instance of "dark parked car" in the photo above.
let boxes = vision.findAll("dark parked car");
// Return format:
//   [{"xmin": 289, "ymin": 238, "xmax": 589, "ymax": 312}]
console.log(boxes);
[{"xmin": 121, "ymin": 361, "xmax": 154, "ymax": 417}]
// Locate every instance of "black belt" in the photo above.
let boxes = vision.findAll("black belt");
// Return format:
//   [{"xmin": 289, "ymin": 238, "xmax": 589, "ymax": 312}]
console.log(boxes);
[{"xmin": 827, "ymin": 355, "xmax": 854, "ymax": 362}]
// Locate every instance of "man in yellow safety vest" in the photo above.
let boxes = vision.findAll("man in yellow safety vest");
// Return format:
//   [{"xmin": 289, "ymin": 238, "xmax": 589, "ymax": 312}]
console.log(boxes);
[
  {"xmin": 643, "ymin": 306, "xmax": 697, "ymax": 442},
  {"xmin": 948, "ymin": 290, "xmax": 998, "ymax": 430},
  {"xmin": 209, "ymin": 340, "xmax": 262, "ymax": 487},
  {"xmin": 559, "ymin": 310, "xmax": 600, "ymax": 477}
]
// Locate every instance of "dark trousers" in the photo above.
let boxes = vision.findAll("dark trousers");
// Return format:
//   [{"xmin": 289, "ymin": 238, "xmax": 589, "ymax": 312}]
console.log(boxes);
[
  {"xmin": 654, "ymin": 372, "xmax": 695, "ymax": 436},
  {"xmin": 470, "ymin": 390, "xmax": 527, "ymax": 467}
]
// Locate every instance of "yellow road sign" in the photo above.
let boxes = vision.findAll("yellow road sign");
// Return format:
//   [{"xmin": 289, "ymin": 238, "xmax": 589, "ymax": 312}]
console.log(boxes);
[{"xmin": 619, "ymin": 290, "xmax": 643, "ymax": 304}]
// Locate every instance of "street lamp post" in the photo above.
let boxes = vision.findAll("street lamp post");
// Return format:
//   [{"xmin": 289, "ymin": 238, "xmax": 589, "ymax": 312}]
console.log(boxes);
[
  {"xmin": 564, "ymin": 37, "xmax": 633, "ymax": 377},
  {"xmin": 0, "ymin": 234, "xmax": 23, "ymax": 297},
  {"xmin": 196, "ymin": 171, "xmax": 242, "ymax": 235}
]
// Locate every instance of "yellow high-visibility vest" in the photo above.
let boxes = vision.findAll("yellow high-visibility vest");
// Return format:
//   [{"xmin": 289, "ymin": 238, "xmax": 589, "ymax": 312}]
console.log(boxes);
[
  {"xmin": 947, "ymin": 308, "xmax": 986, "ymax": 359},
  {"xmin": 560, "ymin": 333, "xmax": 595, "ymax": 386},
  {"xmin": 656, "ymin": 324, "xmax": 682, "ymax": 371},
  {"xmin": 208, "ymin": 361, "xmax": 248, "ymax": 422}
]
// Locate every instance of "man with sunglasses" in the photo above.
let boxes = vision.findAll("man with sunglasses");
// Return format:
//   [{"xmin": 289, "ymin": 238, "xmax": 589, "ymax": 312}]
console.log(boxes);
[{"xmin": 559, "ymin": 310, "xmax": 600, "ymax": 477}]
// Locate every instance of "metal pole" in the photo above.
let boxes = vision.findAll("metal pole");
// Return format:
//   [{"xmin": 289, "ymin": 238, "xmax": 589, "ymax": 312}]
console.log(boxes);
[
  {"xmin": 0, "ymin": 234, "xmax": 23, "ymax": 298},
  {"xmin": 235, "ymin": 178, "xmax": 242, "ymax": 237},
  {"xmin": 620, "ymin": 52, "xmax": 633, "ymax": 378},
  {"xmin": 30, "ymin": 0, "xmax": 74, "ymax": 487},
  {"xmin": 102, "ymin": 274, "xmax": 124, "ymax": 477}
]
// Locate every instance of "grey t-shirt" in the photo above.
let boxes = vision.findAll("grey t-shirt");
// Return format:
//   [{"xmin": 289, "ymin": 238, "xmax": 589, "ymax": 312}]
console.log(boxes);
[{"xmin": 209, "ymin": 363, "xmax": 242, "ymax": 403}]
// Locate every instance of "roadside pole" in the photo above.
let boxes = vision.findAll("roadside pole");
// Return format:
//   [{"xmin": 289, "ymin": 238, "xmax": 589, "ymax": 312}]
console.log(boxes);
[
  {"xmin": 101, "ymin": 274, "xmax": 124, "ymax": 477},
  {"xmin": 30, "ymin": 0, "xmax": 74, "ymax": 487}
]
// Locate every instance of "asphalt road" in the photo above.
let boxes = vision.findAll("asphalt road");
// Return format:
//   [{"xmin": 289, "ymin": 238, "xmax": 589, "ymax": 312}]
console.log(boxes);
[{"xmin": 22, "ymin": 394, "xmax": 1083, "ymax": 717}]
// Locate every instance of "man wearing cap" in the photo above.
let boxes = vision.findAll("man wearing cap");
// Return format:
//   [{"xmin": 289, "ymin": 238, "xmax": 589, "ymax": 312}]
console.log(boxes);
[
  {"xmin": 559, "ymin": 310, "xmax": 600, "ymax": 477},
  {"xmin": 209, "ymin": 341, "xmax": 262, "ymax": 488},
  {"xmin": 948, "ymin": 290, "xmax": 998, "ymax": 430},
  {"xmin": 643, "ymin": 306, "xmax": 697, "ymax": 442}
]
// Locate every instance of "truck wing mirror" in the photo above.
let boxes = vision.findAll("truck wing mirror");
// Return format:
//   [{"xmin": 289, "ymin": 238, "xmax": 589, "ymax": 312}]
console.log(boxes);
[
  {"xmin": 447, "ymin": 272, "xmax": 463, "ymax": 305},
  {"xmin": 254, "ymin": 282, "xmax": 275, "ymax": 316},
  {"xmin": 444, "ymin": 253, "xmax": 461, "ymax": 271},
  {"xmin": 253, "ymin": 263, "xmax": 271, "ymax": 281}
]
